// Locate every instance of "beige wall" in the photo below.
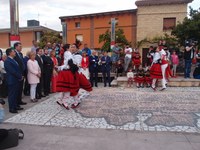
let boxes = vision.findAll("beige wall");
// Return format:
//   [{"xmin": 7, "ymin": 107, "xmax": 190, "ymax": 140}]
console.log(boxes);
[
  {"xmin": 0, "ymin": 33, "xmax": 10, "ymax": 49},
  {"xmin": 136, "ymin": 4, "xmax": 188, "ymax": 42}
]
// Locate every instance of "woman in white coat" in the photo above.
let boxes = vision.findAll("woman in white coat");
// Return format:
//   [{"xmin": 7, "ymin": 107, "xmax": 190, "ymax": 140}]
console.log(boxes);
[{"xmin": 27, "ymin": 51, "xmax": 41, "ymax": 102}]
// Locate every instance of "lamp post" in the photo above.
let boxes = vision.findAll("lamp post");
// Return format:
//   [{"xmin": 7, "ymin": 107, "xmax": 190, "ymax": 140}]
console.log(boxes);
[
  {"xmin": 10, "ymin": 0, "xmax": 20, "ymax": 47},
  {"xmin": 110, "ymin": 18, "xmax": 116, "ymax": 50}
]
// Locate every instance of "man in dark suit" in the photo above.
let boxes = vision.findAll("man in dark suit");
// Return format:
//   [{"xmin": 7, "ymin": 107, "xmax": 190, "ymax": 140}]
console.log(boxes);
[
  {"xmin": 4, "ymin": 48, "xmax": 23, "ymax": 113},
  {"xmin": 89, "ymin": 50, "xmax": 99, "ymax": 87},
  {"xmin": 35, "ymin": 48, "xmax": 45, "ymax": 99},
  {"xmin": 41, "ymin": 47, "xmax": 53, "ymax": 96},
  {"xmin": 13, "ymin": 42, "xmax": 26, "ymax": 106},
  {"xmin": 101, "ymin": 51, "xmax": 112, "ymax": 87}
]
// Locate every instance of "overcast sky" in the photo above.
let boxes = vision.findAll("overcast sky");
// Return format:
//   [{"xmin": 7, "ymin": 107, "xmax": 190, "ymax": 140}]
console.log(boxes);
[{"xmin": 0, "ymin": 0, "xmax": 199, "ymax": 31}]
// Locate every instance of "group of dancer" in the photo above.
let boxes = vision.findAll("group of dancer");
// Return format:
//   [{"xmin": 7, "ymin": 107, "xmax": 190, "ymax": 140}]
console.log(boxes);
[
  {"xmin": 150, "ymin": 45, "xmax": 171, "ymax": 91},
  {"xmin": 56, "ymin": 44, "xmax": 92, "ymax": 109}
]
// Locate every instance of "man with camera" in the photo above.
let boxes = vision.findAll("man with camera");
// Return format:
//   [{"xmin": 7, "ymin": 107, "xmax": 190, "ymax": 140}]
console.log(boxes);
[{"xmin": 184, "ymin": 41, "xmax": 196, "ymax": 78}]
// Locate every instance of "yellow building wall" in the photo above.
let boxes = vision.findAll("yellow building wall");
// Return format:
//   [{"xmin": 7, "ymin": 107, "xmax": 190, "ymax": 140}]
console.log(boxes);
[{"xmin": 136, "ymin": 4, "xmax": 187, "ymax": 42}]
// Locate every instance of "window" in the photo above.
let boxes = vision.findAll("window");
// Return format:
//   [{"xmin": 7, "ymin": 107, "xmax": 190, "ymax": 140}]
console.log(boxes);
[
  {"xmin": 75, "ymin": 22, "xmax": 80, "ymax": 28},
  {"xmin": 163, "ymin": 18, "xmax": 176, "ymax": 30},
  {"xmin": 75, "ymin": 34, "xmax": 83, "ymax": 42}
]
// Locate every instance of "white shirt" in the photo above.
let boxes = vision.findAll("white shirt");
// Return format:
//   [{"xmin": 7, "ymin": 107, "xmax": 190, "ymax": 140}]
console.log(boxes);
[
  {"xmin": 159, "ymin": 49, "xmax": 167, "ymax": 61},
  {"xmin": 127, "ymin": 72, "xmax": 134, "ymax": 78},
  {"xmin": 59, "ymin": 51, "xmax": 74, "ymax": 71},
  {"xmin": 152, "ymin": 52, "xmax": 161, "ymax": 63},
  {"xmin": 0, "ymin": 60, "xmax": 6, "ymax": 73},
  {"xmin": 73, "ymin": 53, "xmax": 82, "ymax": 67},
  {"xmin": 125, "ymin": 47, "xmax": 132, "ymax": 58}
]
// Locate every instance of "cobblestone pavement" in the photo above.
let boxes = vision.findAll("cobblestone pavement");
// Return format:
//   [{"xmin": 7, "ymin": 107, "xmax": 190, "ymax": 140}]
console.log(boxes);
[{"xmin": 4, "ymin": 86, "xmax": 200, "ymax": 133}]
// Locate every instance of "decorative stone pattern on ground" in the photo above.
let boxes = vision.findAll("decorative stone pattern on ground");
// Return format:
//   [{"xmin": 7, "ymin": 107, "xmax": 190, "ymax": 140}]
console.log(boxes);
[{"xmin": 4, "ymin": 87, "xmax": 200, "ymax": 133}]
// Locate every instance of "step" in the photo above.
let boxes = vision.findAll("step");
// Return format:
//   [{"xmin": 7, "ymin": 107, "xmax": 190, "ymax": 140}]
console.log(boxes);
[
  {"xmin": 115, "ymin": 76, "xmax": 200, "ymax": 87},
  {"xmin": 110, "ymin": 79, "xmax": 118, "ymax": 87}
]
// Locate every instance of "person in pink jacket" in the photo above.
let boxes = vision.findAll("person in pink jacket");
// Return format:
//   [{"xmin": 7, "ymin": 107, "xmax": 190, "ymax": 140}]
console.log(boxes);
[
  {"xmin": 27, "ymin": 52, "xmax": 41, "ymax": 102},
  {"xmin": 171, "ymin": 50, "xmax": 179, "ymax": 77}
]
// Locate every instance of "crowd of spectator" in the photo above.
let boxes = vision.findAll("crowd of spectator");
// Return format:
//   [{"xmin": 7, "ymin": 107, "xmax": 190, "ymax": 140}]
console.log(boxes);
[{"xmin": 0, "ymin": 40, "xmax": 200, "ymax": 113}]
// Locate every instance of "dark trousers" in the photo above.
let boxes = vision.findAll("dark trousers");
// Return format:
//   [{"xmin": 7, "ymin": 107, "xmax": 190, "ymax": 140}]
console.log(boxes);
[
  {"xmin": 17, "ymin": 79, "xmax": 24, "ymax": 105},
  {"xmin": 8, "ymin": 83, "xmax": 19, "ymax": 110},
  {"xmin": 102, "ymin": 71, "xmax": 111, "ymax": 86},
  {"xmin": 184, "ymin": 59, "xmax": 192, "ymax": 78},
  {"xmin": 23, "ymin": 76, "xmax": 30, "ymax": 95},
  {"xmin": 36, "ymin": 77, "xmax": 43, "ymax": 97},
  {"xmin": 90, "ymin": 70, "xmax": 98, "ymax": 86},
  {"xmin": 43, "ymin": 73, "xmax": 51, "ymax": 95},
  {"xmin": 0, "ymin": 74, "xmax": 7, "ymax": 98}
]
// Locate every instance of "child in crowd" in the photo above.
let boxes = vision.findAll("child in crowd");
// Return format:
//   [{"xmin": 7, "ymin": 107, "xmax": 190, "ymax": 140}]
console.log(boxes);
[
  {"xmin": 134, "ymin": 65, "xmax": 145, "ymax": 88},
  {"xmin": 171, "ymin": 50, "xmax": 179, "ymax": 77},
  {"xmin": 132, "ymin": 48, "xmax": 141, "ymax": 71},
  {"xmin": 116, "ymin": 60, "xmax": 123, "ymax": 77},
  {"xmin": 144, "ymin": 66, "xmax": 152, "ymax": 87},
  {"xmin": 127, "ymin": 68, "xmax": 134, "ymax": 88}
]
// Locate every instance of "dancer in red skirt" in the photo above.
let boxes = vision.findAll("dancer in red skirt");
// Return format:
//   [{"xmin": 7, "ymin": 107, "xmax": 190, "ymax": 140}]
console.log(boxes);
[
  {"xmin": 132, "ymin": 48, "xmax": 141, "ymax": 71},
  {"xmin": 150, "ymin": 47, "xmax": 162, "ymax": 91},
  {"xmin": 56, "ymin": 44, "xmax": 92, "ymax": 109},
  {"xmin": 144, "ymin": 66, "xmax": 152, "ymax": 88},
  {"xmin": 134, "ymin": 65, "xmax": 145, "ymax": 88}
]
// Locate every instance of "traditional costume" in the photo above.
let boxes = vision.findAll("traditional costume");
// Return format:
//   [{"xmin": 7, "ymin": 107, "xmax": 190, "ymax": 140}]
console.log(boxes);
[
  {"xmin": 160, "ymin": 49, "xmax": 168, "ymax": 90},
  {"xmin": 150, "ymin": 50, "xmax": 162, "ymax": 90},
  {"xmin": 56, "ymin": 49, "xmax": 92, "ymax": 109},
  {"xmin": 144, "ymin": 68, "xmax": 152, "ymax": 87},
  {"xmin": 134, "ymin": 67, "xmax": 145, "ymax": 88},
  {"xmin": 132, "ymin": 50, "xmax": 141, "ymax": 71},
  {"xmin": 127, "ymin": 70, "xmax": 134, "ymax": 88}
]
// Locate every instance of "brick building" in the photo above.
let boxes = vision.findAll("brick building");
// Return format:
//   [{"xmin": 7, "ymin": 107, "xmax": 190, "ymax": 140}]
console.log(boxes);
[
  {"xmin": 59, "ymin": 0, "xmax": 193, "ymax": 64},
  {"xmin": 0, "ymin": 21, "xmax": 58, "ymax": 53}
]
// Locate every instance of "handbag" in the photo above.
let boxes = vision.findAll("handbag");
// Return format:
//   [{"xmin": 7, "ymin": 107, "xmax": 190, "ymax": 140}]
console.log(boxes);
[{"xmin": 0, "ymin": 128, "xmax": 24, "ymax": 149}]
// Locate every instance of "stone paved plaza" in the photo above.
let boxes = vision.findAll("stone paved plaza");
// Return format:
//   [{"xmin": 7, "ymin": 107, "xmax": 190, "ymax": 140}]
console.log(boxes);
[{"xmin": 4, "ymin": 86, "xmax": 200, "ymax": 134}]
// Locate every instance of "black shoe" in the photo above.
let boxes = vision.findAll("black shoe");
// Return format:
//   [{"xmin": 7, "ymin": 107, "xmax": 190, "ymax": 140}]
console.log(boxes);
[
  {"xmin": 95, "ymin": 85, "xmax": 98, "ymax": 87},
  {"xmin": 9, "ymin": 109, "xmax": 18, "ymax": 113},
  {"xmin": 104, "ymin": 85, "xmax": 107, "ymax": 87},
  {"xmin": 18, "ymin": 101, "xmax": 27, "ymax": 105},
  {"xmin": 160, "ymin": 88, "xmax": 166, "ymax": 91},
  {"xmin": 109, "ymin": 85, "xmax": 111, "ymax": 87},
  {"xmin": 71, "ymin": 103, "xmax": 80, "ymax": 109},
  {"xmin": 41, "ymin": 95, "xmax": 46, "ymax": 97},
  {"xmin": 16, "ymin": 106, "xmax": 24, "ymax": 110},
  {"xmin": 36, "ymin": 96, "xmax": 41, "ymax": 99}
]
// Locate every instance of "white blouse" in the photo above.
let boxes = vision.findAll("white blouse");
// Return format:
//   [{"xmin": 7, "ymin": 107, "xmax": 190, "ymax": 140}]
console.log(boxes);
[{"xmin": 59, "ymin": 51, "xmax": 74, "ymax": 71}]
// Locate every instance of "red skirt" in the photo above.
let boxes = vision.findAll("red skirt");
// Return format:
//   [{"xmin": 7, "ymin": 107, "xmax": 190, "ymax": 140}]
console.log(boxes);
[
  {"xmin": 56, "ymin": 70, "xmax": 80, "ymax": 96},
  {"xmin": 134, "ymin": 76, "xmax": 145, "ymax": 83},
  {"xmin": 133, "ymin": 59, "xmax": 141, "ymax": 66},
  {"xmin": 150, "ymin": 63, "xmax": 162, "ymax": 79},
  {"xmin": 51, "ymin": 75, "xmax": 58, "ymax": 93},
  {"xmin": 79, "ymin": 73, "xmax": 92, "ymax": 92},
  {"xmin": 145, "ymin": 76, "xmax": 152, "ymax": 84}
]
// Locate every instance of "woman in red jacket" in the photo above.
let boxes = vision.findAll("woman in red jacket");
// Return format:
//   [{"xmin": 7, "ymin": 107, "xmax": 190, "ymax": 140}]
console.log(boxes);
[{"xmin": 80, "ymin": 51, "xmax": 89, "ymax": 80}]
